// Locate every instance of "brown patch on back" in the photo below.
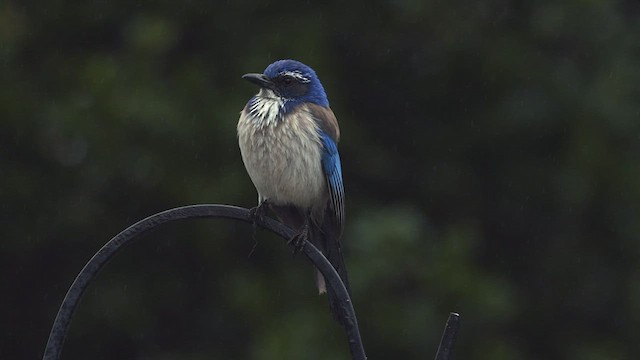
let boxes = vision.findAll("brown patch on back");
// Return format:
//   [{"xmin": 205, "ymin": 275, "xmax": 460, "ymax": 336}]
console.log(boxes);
[{"xmin": 307, "ymin": 103, "xmax": 340, "ymax": 142}]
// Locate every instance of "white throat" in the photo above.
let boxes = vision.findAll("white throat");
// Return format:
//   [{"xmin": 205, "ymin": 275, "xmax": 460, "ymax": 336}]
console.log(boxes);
[{"xmin": 247, "ymin": 89, "xmax": 285, "ymax": 128}]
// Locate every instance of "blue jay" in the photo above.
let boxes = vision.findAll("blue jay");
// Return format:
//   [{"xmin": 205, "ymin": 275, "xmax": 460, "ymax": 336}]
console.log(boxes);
[{"xmin": 238, "ymin": 59, "xmax": 349, "ymax": 325}]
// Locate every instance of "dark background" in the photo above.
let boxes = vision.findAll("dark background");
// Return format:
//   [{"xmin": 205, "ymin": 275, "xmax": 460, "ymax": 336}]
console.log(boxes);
[{"xmin": 3, "ymin": 1, "xmax": 640, "ymax": 359}]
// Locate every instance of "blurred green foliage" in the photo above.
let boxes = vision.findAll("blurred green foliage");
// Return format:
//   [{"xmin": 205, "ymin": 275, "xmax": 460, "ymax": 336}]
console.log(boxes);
[{"xmin": 3, "ymin": 0, "xmax": 640, "ymax": 359}]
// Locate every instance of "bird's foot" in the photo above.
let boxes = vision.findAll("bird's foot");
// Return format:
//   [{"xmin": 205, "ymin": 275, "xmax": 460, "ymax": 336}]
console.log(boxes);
[
  {"xmin": 248, "ymin": 200, "xmax": 268, "ymax": 227},
  {"xmin": 287, "ymin": 221, "xmax": 310, "ymax": 254},
  {"xmin": 247, "ymin": 200, "xmax": 268, "ymax": 257}
]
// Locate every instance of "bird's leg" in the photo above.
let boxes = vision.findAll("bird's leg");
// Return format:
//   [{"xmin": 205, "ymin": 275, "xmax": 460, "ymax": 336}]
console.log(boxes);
[
  {"xmin": 247, "ymin": 200, "xmax": 269, "ymax": 257},
  {"xmin": 288, "ymin": 212, "xmax": 312, "ymax": 254},
  {"xmin": 248, "ymin": 199, "xmax": 269, "ymax": 226}
]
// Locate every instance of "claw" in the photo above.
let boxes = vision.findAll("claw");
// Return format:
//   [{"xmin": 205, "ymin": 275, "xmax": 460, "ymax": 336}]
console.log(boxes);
[{"xmin": 287, "ymin": 218, "xmax": 310, "ymax": 254}]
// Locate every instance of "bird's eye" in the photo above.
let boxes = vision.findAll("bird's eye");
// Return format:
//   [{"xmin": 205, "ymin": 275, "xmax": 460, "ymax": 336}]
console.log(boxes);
[{"xmin": 283, "ymin": 76, "xmax": 293, "ymax": 85}]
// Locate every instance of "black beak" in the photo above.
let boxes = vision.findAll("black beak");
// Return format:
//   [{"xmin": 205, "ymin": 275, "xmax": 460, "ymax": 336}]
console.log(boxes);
[{"xmin": 242, "ymin": 73, "xmax": 275, "ymax": 90}]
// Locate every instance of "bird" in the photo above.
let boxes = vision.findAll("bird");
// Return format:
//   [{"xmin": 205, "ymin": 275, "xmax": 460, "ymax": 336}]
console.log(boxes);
[{"xmin": 237, "ymin": 59, "xmax": 350, "ymax": 326}]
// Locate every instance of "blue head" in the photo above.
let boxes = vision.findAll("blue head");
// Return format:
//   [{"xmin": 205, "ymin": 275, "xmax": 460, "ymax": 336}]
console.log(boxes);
[{"xmin": 242, "ymin": 60, "xmax": 329, "ymax": 108}]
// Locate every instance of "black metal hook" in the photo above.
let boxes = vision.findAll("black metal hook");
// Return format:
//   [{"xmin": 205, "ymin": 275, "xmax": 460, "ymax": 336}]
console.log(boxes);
[
  {"xmin": 434, "ymin": 312, "xmax": 461, "ymax": 360},
  {"xmin": 41, "ymin": 204, "xmax": 367, "ymax": 360}
]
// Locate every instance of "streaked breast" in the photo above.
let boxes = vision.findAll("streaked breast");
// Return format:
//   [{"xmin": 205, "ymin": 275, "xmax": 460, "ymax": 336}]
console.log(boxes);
[{"xmin": 238, "ymin": 103, "xmax": 326, "ymax": 208}]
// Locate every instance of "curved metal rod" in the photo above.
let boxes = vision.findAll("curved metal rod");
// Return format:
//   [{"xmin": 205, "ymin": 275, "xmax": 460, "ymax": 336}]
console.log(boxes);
[
  {"xmin": 42, "ymin": 204, "xmax": 366, "ymax": 360},
  {"xmin": 434, "ymin": 312, "xmax": 460, "ymax": 360}
]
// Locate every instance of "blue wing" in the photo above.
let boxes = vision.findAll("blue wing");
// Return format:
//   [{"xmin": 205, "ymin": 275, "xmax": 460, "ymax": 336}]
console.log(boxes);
[{"xmin": 320, "ymin": 131, "xmax": 345, "ymax": 237}]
